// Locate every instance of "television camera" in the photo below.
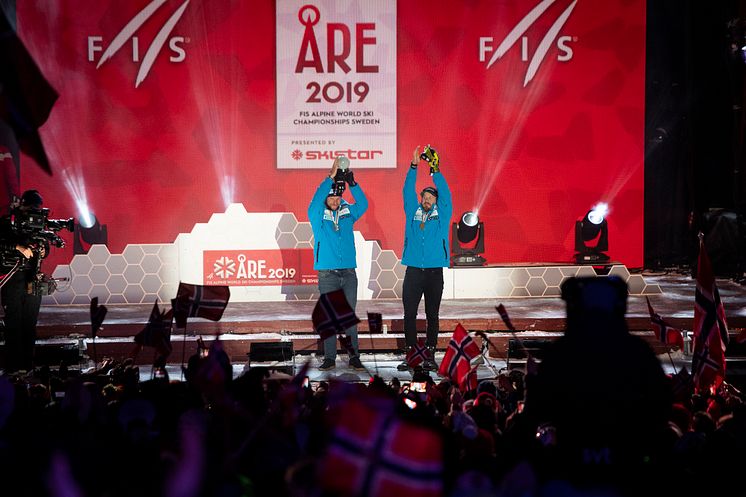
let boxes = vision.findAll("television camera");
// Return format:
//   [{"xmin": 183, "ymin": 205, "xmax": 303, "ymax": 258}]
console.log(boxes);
[{"xmin": 1, "ymin": 196, "xmax": 74, "ymax": 295}]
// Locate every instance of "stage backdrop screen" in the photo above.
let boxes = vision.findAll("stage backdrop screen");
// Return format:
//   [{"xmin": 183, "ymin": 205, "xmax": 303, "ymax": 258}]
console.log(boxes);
[{"xmin": 13, "ymin": 0, "xmax": 646, "ymax": 269}]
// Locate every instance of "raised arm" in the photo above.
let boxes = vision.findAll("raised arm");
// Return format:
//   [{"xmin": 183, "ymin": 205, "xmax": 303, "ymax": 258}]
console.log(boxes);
[
  {"xmin": 403, "ymin": 146, "xmax": 420, "ymax": 215},
  {"xmin": 348, "ymin": 183, "xmax": 368, "ymax": 222},
  {"xmin": 308, "ymin": 158, "xmax": 341, "ymax": 225},
  {"xmin": 308, "ymin": 177, "xmax": 333, "ymax": 232},
  {"xmin": 432, "ymin": 170, "xmax": 452, "ymax": 221}
]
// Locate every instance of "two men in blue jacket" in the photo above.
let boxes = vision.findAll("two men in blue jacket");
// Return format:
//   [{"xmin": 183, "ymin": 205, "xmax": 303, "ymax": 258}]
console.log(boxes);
[
  {"xmin": 398, "ymin": 146, "xmax": 452, "ymax": 371},
  {"xmin": 308, "ymin": 157, "xmax": 368, "ymax": 371}
]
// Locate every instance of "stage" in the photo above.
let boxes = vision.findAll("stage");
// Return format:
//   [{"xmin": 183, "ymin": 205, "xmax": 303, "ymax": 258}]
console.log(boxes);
[{"xmin": 14, "ymin": 270, "xmax": 746, "ymax": 383}]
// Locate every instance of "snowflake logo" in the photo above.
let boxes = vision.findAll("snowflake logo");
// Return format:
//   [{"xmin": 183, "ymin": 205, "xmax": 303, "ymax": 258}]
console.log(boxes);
[
  {"xmin": 213, "ymin": 256, "xmax": 235, "ymax": 279},
  {"xmin": 291, "ymin": 149, "xmax": 303, "ymax": 160}
]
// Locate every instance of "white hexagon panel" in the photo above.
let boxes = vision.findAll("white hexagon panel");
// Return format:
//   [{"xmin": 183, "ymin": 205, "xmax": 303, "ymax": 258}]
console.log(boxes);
[{"xmin": 43, "ymin": 243, "xmax": 179, "ymax": 305}]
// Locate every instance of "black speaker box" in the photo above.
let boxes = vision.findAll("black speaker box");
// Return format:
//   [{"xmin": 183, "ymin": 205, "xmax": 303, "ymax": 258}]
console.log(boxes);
[
  {"xmin": 249, "ymin": 342, "xmax": 294, "ymax": 363},
  {"xmin": 34, "ymin": 343, "xmax": 80, "ymax": 367}
]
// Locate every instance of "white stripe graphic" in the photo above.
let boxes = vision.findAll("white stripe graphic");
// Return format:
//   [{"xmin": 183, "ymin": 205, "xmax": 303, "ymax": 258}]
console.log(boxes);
[
  {"xmin": 136, "ymin": 0, "xmax": 190, "ymax": 87},
  {"xmin": 523, "ymin": 0, "xmax": 577, "ymax": 86},
  {"xmin": 96, "ymin": 0, "xmax": 168, "ymax": 69},
  {"xmin": 486, "ymin": 0, "xmax": 556, "ymax": 69}
]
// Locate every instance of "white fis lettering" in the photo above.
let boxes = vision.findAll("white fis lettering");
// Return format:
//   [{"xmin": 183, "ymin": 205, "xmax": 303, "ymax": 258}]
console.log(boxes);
[
  {"xmin": 93, "ymin": 0, "xmax": 190, "ymax": 88},
  {"xmin": 483, "ymin": 0, "xmax": 577, "ymax": 87}
]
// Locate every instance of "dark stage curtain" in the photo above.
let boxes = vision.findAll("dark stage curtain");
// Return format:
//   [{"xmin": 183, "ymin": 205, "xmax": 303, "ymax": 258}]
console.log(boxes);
[{"xmin": 645, "ymin": 0, "xmax": 746, "ymax": 276}]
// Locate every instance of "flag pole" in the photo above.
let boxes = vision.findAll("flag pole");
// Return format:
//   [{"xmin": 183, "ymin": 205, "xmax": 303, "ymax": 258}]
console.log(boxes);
[
  {"xmin": 666, "ymin": 349, "xmax": 677, "ymax": 373},
  {"xmin": 180, "ymin": 323, "xmax": 188, "ymax": 381},
  {"xmin": 91, "ymin": 336, "xmax": 97, "ymax": 369},
  {"xmin": 366, "ymin": 313, "xmax": 381, "ymax": 378},
  {"xmin": 495, "ymin": 304, "xmax": 535, "ymax": 370}
]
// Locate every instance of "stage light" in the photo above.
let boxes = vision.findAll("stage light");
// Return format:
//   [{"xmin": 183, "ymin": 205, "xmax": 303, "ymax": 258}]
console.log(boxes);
[
  {"xmin": 78, "ymin": 209, "xmax": 95, "ymax": 229},
  {"xmin": 451, "ymin": 211, "xmax": 486, "ymax": 266},
  {"xmin": 73, "ymin": 211, "xmax": 108, "ymax": 254},
  {"xmin": 574, "ymin": 202, "xmax": 610, "ymax": 264}
]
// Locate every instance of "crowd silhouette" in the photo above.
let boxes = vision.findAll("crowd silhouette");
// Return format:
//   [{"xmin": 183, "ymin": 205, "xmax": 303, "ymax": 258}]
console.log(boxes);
[{"xmin": 0, "ymin": 277, "xmax": 745, "ymax": 497}]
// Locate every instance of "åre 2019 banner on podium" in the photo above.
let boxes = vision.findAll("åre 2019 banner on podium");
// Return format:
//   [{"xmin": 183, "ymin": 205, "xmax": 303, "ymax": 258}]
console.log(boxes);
[{"xmin": 276, "ymin": 0, "xmax": 397, "ymax": 169}]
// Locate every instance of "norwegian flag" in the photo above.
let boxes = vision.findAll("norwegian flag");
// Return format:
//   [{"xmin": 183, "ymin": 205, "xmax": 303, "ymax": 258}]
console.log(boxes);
[
  {"xmin": 406, "ymin": 339, "xmax": 431, "ymax": 368},
  {"xmin": 367, "ymin": 312, "xmax": 383, "ymax": 333},
  {"xmin": 172, "ymin": 283, "xmax": 230, "ymax": 328},
  {"xmin": 0, "ymin": 12, "xmax": 59, "ymax": 174},
  {"xmin": 438, "ymin": 324, "xmax": 480, "ymax": 383},
  {"xmin": 692, "ymin": 236, "xmax": 729, "ymax": 393},
  {"xmin": 459, "ymin": 365, "xmax": 479, "ymax": 393},
  {"xmin": 646, "ymin": 297, "xmax": 684, "ymax": 349},
  {"xmin": 134, "ymin": 300, "xmax": 173, "ymax": 358},
  {"xmin": 320, "ymin": 396, "xmax": 443, "ymax": 497},
  {"xmin": 312, "ymin": 289, "xmax": 360, "ymax": 340}
]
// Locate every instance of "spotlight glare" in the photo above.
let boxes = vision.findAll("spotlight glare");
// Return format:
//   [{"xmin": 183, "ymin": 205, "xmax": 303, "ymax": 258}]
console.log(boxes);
[
  {"xmin": 221, "ymin": 175, "xmax": 235, "ymax": 208},
  {"xmin": 77, "ymin": 203, "xmax": 95, "ymax": 229},
  {"xmin": 588, "ymin": 202, "xmax": 609, "ymax": 225}
]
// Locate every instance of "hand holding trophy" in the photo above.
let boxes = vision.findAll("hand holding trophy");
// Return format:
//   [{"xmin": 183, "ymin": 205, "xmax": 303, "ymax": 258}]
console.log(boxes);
[
  {"xmin": 330, "ymin": 155, "xmax": 351, "ymax": 196},
  {"xmin": 420, "ymin": 145, "xmax": 440, "ymax": 175}
]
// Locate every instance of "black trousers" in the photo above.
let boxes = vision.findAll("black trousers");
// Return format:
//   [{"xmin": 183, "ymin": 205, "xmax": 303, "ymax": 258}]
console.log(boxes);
[
  {"xmin": 1, "ymin": 271, "xmax": 41, "ymax": 372},
  {"xmin": 402, "ymin": 266, "xmax": 444, "ymax": 348}
]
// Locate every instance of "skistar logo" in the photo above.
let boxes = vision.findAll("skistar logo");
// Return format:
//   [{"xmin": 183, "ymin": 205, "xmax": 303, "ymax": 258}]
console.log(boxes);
[
  {"xmin": 87, "ymin": 0, "xmax": 190, "ymax": 88},
  {"xmin": 479, "ymin": 0, "xmax": 578, "ymax": 87},
  {"xmin": 293, "ymin": 149, "xmax": 383, "ymax": 161}
]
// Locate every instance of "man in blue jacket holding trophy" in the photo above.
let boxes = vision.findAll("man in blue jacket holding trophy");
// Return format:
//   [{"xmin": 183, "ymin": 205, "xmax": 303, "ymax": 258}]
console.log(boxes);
[
  {"xmin": 308, "ymin": 156, "xmax": 368, "ymax": 371},
  {"xmin": 398, "ymin": 145, "xmax": 453, "ymax": 371}
]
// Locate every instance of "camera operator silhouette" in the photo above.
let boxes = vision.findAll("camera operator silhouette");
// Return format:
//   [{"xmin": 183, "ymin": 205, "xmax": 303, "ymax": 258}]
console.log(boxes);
[
  {"xmin": 0, "ymin": 190, "xmax": 68, "ymax": 373},
  {"xmin": 523, "ymin": 276, "xmax": 672, "ymax": 492}
]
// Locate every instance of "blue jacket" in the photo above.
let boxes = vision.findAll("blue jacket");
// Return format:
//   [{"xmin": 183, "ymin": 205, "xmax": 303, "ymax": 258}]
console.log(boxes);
[
  {"xmin": 308, "ymin": 177, "xmax": 368, "ymax": 270},
  {"xmin": 401, "ymin": 167, "xmax": 453, "ymax": 268}
]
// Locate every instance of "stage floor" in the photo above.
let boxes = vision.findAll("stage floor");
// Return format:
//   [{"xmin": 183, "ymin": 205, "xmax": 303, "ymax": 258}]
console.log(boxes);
[
  {"xmin": 34, "ymin": 271, "xmax": 746, "ymax": 327},
  {"xmin": 7, "ymin": 271, "xmax": 746, "ymax": 381}
]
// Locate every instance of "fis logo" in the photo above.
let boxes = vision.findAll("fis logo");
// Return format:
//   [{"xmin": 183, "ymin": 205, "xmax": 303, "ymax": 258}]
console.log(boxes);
[
  {"xmin": 479, "ymin": 0, "xmax": 578, "ymax": 87},
  {"xmin": 87, "ymin": 0, "xmax": 190, "ymax": 88}
]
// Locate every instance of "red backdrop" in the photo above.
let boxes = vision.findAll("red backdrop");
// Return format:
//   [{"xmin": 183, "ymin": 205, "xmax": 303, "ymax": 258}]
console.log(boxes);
[{"xmin": 14, "ymin": 0, "xmax": 646, "ymax": 269}]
